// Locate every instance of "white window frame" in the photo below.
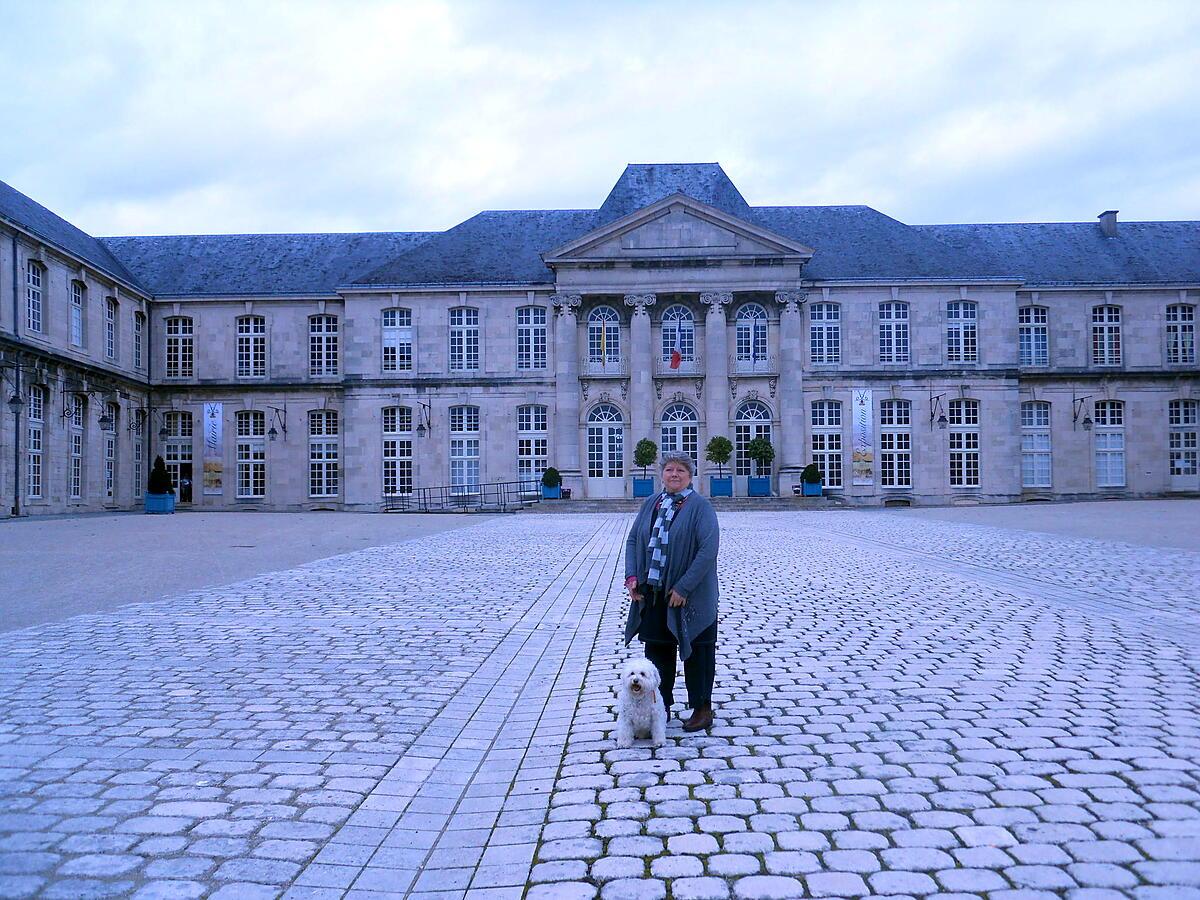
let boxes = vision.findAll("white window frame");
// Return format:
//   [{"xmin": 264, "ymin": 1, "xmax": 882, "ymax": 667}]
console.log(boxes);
[
  {"xmin": 1018, "ymin": 306, "xmax": 1049, "ymax": 367},
  {"xmin": 517, "ymin": 404, "xmax": 549, "ymax": 487},
  {"xmin": 308, "ymin": 410, "xmax": 340, "ymax": 498},
  {"xmin": 660, "ymin": 305, "xmax": 696, "ymax": 367},
  {"xmin": 1093, "ymin": 400, "xmax": 1125, "ymax": 488},
  {"xmin": 69, "ymin": 396, "xmax": 86, "ymax": 500},
  {"xmin": 810, "ymin": 400, "xmax": 843, "ymax": 488},
  {"xmin": 104, "ymin": 403, "xmax": 119, "ymax": 499},
  {"xmin": 383, "ymin": 406, "xmax": 414, "ymax": 496},
  {"xmin": 165, "ymin": 316, "xmax": 194, "ymax": 378},
  {"xmin": 735, "ymin": 303, "xmax": 769, "ymax": 372},
  {"xmin": 809, "ymin": 303, "xmax": 841, "ymax": 365},
  {"xmin": 105, "ymin": 297, "xmax": 119, "ymax": 360},
  {"xmin": 1166, "ymin": 305, "xmax": 1196, "ymax": 365},
  {"xmin": 517, "ymin": 306, "xmax": 547, "ymax": 370},
  {"xmin": 164, "ymin": 412, "xmax": 193, "ymax": 501},
  {"xmin": 878, "ymin": 302, "xmax": 909, "ymax": 364},
  {"xmin": 1168, "ymin": 399, "xmax": 1198, "ymax": 481},
  {"xmin": 946, "ymin": 301, "xmax": 978, "ymax": 363},
  {"xmin": 27, "ymin": 386, "xmax": 44, "ymax": 500},
  {"xmin": 1092, "ymin": 305, "xmax": 1122, "ymax": 366},
  {"xmin": 236, "ymin": 410, "xmax": 267, "ymax": 499},
  {"xmin": 734, "ymin": 401, "xmax": 772, "ymax": 477},
  {"xmin": 449, "ymin": 307, "xmax": 480, "ymax": 372},
  {"xmin": 309, "ymin": 315, "xmax": 339, "ymax": 377},
  {"xmin": 26, "ymin": 261, "xmax": 43, "ymax": 333},
  {"xmin": 879, "ymin": 399, "xmax": 912, "ymax": 488},
  {"xmin": 382, "ymin": 308, "xmax": 413, "ymax": 373},
  {"xmin": 71, "ymin": 281, "xmax": 86, "ymax": 347},
  {"xmin": 587, "ymin": 306, "xmax": 622, "ymax": 367},
  {"xmin": 948, "ymin": 398, "xmax": 980, "ymax": 488},
  {"xmin": 449, "ymin": 404, "xmax": 481, "ymax": 493},
  {"xmin": 237, "ymin": 316, "xmax": 267, "ymax": 378},
  {"xmin": 659, "ymin": 402, "xmax": 699, "ymax": 470},
  {"xmin": 1020, "ymin": 401, "xmax": 1052, "ymax": 488},
  {"xmin": 133, "ymin": 311, "xmax": 145, "ymax": 370}
]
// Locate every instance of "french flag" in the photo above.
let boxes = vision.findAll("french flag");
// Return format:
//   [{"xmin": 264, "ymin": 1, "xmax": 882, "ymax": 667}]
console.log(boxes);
[{"xmin": 670, "ymin": 329, "xmax": 682, "ymax": 369}]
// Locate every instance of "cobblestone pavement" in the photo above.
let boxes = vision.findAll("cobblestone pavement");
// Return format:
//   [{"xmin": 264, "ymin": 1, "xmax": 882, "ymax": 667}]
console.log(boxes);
[{"xmin": 2, "ymin": 511, "xmax": 1199, "ymax": 899}]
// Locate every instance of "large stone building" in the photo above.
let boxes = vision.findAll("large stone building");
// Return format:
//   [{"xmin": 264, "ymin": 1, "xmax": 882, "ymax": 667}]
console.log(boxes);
[{"xmin": 1, "ymin": 163, "xmax": 1196, "ymax": 516}]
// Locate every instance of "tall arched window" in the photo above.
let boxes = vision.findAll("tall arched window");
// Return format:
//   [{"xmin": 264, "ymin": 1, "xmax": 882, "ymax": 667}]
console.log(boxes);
[
  {"xmin": 308, "ymin": 410, "xmax": 340, "ymax": 497},
  {"xmin": 1094, "ymin": 400, "xmax": 1125, "ymax": 487},
  {"xmin": 660, "ymin": 403, "xmax": 699, "ymax": 468},
  {"xmin": 660, "ymin": 305, "xmax": 695, "ymax": 369},
  {"xmin": 1169, "ymin": 399, "xmax": 1199, "ymax": 487},
  {"xmin": 517, "ymin": 404, "xmax": 548, "ymax": 486},
  {"xmin": 163, "ymin": 411, "xmax": 194, "ymax": 503},
  {"xmin": 810, "ymin": 400, "xmax": 843, "ymax": 488},
  {"xmin": 946, "ymin": 301, "xmax": 978, "ymax": 363},
  {"xmin": 809, "ymin": 303, "xmax": 841, "ymax": 365},
  {"xmin": 735, "ymin": 304, "xmax": 768, "ymax": 372},
  {"xmin": 236, "ymin": 410, "xmax": 267, "ymax": 499},
  {"xmin": 1021, "ymin": 401, "xmax": 1052, "ymax": 488},
  {"xmin": 449, "ymin": 405, "xmax": 481, "ymax": 493},
  {"xmin": 237, "ymin": 315, "xmax": 267, "ymax": 378},
  {"xmin": 587, "ymin": 403, "xmax": 624, "ymax": 478},
  {"xmin": 735, "ymin": 401, "xmax": 772, "ymax": 477},
  {"xmin": 948, "ymin": 399, "xmax": 980, "ymax": 487},
  {"xmin": 382, "ymin": 406, "xmax": 414, "ymax": 496},
  {"xmin": 879, "ymin": 399, "xmax": 912, "ymax": 488},
  {"xmin": 587, "ymin": 306, "xmax": 621, "ymax": 368}
]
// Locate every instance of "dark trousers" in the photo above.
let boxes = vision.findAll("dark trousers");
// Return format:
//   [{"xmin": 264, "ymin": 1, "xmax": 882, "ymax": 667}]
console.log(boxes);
[{"xmin": 638, "ymin": 587, "xmax": 716, "ymax": 710}]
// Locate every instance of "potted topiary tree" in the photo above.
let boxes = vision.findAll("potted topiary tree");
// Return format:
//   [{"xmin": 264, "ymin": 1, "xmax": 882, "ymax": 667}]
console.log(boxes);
[
  {"xmin": 144, "ymin": 455, "xmax": 176, "ymax": 514},
  {"xmin": 746, "ymin": 436, "xmax": 775, "ymax": 497},
  {"xmin": 705, "ymin": 436, "xmax": 733, "ymax": 497},
  {"xmin": 541, "ymin": 467, "xmax": 562, "ymax": 500},
  {"xmin": 632, "ymin": 439, "xmax": 658, "ymax": 497},
  {"xmin": 801, "ymin": 462, "xmax": 823, "ymax": 496}
]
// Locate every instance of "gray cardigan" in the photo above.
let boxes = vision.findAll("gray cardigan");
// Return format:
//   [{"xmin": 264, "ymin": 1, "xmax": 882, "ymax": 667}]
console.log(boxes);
[{"xmin": 623, "ymin": 491, "xmax": 720, "ymax": 660}]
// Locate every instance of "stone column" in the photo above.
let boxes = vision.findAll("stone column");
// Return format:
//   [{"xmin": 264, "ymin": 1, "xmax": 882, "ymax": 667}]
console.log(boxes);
[
  {"xmin": 624, "ymin": 293, "xmax": 657, "ymax": 454},
  {"xmin": 776, "ymin": 290, "xmax": 807, "ymax": 495},
  {"xmin": 700, "ymin": 292, "xmax": 733, "ymax": 465},
  {"xmin": 552, "ymin": 293, "xmax": 582, "ymax": 495}
]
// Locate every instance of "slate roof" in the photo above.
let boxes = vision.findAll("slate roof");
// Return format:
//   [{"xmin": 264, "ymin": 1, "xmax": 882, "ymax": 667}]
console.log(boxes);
[
  {"xmin": 0, "ymin": 179, "xmax": 143, "ymax": 290},
  {"xmin": 101, "ymin": 232, "xmax": 433, "ymax": 296},
  {"xmin": 595, "ymin": 163, "xmax": 752, "ymax": 226},
  {"xmin": 356, "ymin": 209, "xmax": 597, "ymax": 287},
  {"xmin": 915, "ymin": 222, "xmax": 1200, "ymax": 286}
]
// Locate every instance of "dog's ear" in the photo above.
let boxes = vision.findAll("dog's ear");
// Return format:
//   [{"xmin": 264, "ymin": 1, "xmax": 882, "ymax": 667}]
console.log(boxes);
[{"xmin": 647, "ymin": 666, "xmax": 660, "ymax": 689}]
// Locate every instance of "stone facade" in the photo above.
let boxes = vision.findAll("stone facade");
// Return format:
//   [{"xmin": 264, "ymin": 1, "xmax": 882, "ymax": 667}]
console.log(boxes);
[{"xmin": 1, "ymin": 165, "xmax": 1196, "ymax": 516}]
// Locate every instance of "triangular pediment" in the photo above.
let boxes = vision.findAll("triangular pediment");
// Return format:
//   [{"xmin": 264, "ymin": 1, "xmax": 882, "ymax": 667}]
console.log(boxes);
[{"xmin": 544, "ymin": 193, "xmax": 813, "ymax": 265}]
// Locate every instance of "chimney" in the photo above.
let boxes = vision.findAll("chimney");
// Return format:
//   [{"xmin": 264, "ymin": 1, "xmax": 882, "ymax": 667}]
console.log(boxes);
[{"xmin": 1098, "ymin": 210, "xmax": 1119, "ymax": 237}]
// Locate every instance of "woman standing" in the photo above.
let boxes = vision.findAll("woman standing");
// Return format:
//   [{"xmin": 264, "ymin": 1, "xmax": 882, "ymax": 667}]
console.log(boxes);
[{"xmin": 624, "ymin": 451, "xmax": 721, "ymax": 732}]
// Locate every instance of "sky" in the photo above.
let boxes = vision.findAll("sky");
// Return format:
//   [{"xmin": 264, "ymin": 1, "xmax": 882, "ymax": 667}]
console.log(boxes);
[{"xmin": 1, "ymin": 0, "xmax": 1198, "ymax": 236}]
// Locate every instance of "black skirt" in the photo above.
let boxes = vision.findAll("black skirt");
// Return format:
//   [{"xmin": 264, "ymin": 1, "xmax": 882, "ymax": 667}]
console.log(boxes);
[{"xmin": 637, "ymin": 586, "xmax": 717, "ymax": 646}]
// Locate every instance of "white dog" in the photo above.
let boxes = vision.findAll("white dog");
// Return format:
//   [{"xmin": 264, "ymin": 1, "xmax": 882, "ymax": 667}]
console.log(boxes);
[{"xmin": 615, "ymin": 657, "xmax": 666, "ymax": 749}]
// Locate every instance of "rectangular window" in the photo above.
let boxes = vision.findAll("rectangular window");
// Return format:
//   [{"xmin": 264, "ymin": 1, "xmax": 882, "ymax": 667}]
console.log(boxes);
[
  {"xmin": 134, "ymin": 312, "xmax": 145, "ymax": 369},
  {"xmin": 1021, "ymin": 402, "xmax": 1052, "ymax": 488},
  {"xmin": 236, "ymin": 411, "xmax": 266, "ymax": 498},
  {"xmin": 382, "ymin": 308, "xmax": 413, "ymax": 372},
  {"xmin": 69, "ymin": 399, "xmax": 85, "ymax": 500},
  {"xmin": 164, "ymin": 412, "xmax": 193, "ymax": 502},
  {"xmin": 809, "ymin": 303, "xmax": 841, "ymax": 364},
  {"xmin": 27, "ymin": 387, "xmax": 44, "ymax": 500},
  {"xmin": 517, "ymin": 404, "xmax": 549, "ymax": 485},
  {"xmin": 946, "ymin": 301, "xmax": 978, "ymax": 363},
  {"xmin": 1166, "ymin": 305, "xmax": 1196, "ymax": 365},
  {"xmin": 382, "ymin": 406, "xmax": 413, "ymax": 496},
  {"xmin": 449, "ymin": 404, "xmax": 481, "ymax": 493},
  {"xmin": 309, "ymin": 315, "xmax": 339, "ymax": 376},
  {"xmin": 71, "ymin": 282, "xmax": 85, "ymax": 347},
  {"xmin": 237, "ymin": 316, "xmax": 267, "ymax": 378},
  {"xmin": 1092, "ymin": 306, "xmax": 1122, "ymax": 366},
  {"xmin": 878, "ymin": 302, "xmax": 909, "ymax": 364},
  {"xmin": 105, "ymin": 433, "xmax": 116, "ymax": 499},
  {"xmin": 948, "ymin": 399, "xmax": 980, "ymax": 487},
  {"xmin": 879, "ymin": 400, "xmax": 912, "ymax": 488},
  {"xmin": 105, "ymin": 298, "xmax": 118, "ymax": 360},
  {"xmin": 308, "ymin": 410, "xmax": 339, "ymax": 497},
  {"xmin": 734, "ymin": 422, "xmax": 772, "ymax": 477},
  {"xmin": 449, "ymin": 308, "xmax": 480, "ymax": 371},
  {"xmin": 165, "ymin": 317, "xmax": 194, "ymax": 377},
  {"xmin": 810, "ymin": 400, "xmax": 843, "ymax": 488},
  {"xmin": 1168, "ymin": 400, "xmax": 1197, "ymax": 481},
  {"xmin": 1095, "ymin": 432, "xmax": 1126, "ymax": 487},
  {"xmin": 517, "ymin": 306, "xmax": 548, "ymax": 370},
  {"xmin": 26, "ymin": 263, "xmax": 43, "ymax": 333},
  {"xmin": 133, "ymin": 441, "xmax": 144, "ymax": 501},
  {"xmin": 1018, "ymin": 306, "xmax": 1049, "ymax": 366}
]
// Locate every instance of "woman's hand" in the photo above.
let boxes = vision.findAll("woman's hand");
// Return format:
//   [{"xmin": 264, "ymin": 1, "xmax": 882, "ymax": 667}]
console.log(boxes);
[
  {"xmin": 625, "ymin": 577, "xmax": 642, "ymax": 604},
  {"xmin": 668, "ymin": 589, "xmax": 687, "ymax": 608}
]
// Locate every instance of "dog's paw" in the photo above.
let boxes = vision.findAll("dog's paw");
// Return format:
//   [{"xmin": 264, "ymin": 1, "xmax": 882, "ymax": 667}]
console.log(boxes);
[{"xmin": 616, "ymin": 737, "xmax": 634, "ymax": 749}]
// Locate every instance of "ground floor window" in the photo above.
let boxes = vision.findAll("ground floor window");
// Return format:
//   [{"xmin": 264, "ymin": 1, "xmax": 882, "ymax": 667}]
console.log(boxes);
[
  {"xmin": 384, "ymin": 438, "xmax": 414, "ymax": 496},
  {"xmin": 105, "ymin": 434, "xmax": 117, "ymax": 500},
  {"xmin": 879, "ymin": 431, "xmax": 911, "ymax": 487},
  {"xmin": 309, "ymin": 441, "xmax": 338, "ymax": 497},
  {"xmin": 811, "ymin": 433, "xmax": 843, "ymax": 488},
  {"xmin": 27, "ymin": 424, "xmax": 43, "ymax": 500},
  {"xmin": 587, "ymin": 403, "xmax": 624, "ymax": 479},
  {"xmin": 450, "ymin": 439, "xmax": 480, "ymax": 493},
  {"xmin": 133, "ymin": 441, "xmax": 143, "ymax": 501},
  {"xmin": 237, "ymin": 442, "xmax": 266, "ymax": 498},
  {"xmin": 1021, "ymin": 401, "xmax": 1052, "ymax": 488},
  {"xmin": 734, "ymin": 401, "xmax": 773, "ymax": 477},
  {"xmin": 949, "ymin": 431, "xmax": 980, "ymax": 487},
  {"xmin": 1095, "ymin": 432, "xmax": 1125, "ymax": 488},
  {"xmin": 70, "ymin": 432, "xmax": 84, "ymax": 499},
  {"xmin": 517, "ymin": 404, "xmax": 548, "ymax": 489},
  {"xmin": 165, "ymin": 441, "xmax": 193, "ymax": 502},
  {"xmin": 660, "ymin": 403, "xmax": 699, "ymax": 469},
  {"xmin": 1169, "ymin": 399, "xmax": 1198, "ymax": 481}
]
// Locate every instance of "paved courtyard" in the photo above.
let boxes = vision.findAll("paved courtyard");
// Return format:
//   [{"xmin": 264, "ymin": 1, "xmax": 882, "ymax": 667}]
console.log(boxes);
[{"xmin": 1, "ymin": 503, "xmax": 1199, "ymax": 900}]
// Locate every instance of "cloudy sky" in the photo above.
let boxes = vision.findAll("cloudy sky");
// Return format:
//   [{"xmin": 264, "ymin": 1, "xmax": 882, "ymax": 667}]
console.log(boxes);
[{"xmin": 2, "ymin": 0, "xmax": 1198, "ymax": 236}]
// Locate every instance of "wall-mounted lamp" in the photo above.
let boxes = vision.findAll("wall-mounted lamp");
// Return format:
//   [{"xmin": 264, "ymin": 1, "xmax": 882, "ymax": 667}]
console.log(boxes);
[
  {"xmin": 1072, "ymin": 391, "xmax": 1094, "ymax": 431},
  {"xmin": 415, "ymin": 400, "xmax": 432, "ymax": 438},
  {"xmin": 267, "ymin": 406, "xmax": 288, "ymax": 441},
  {"xmin": 129, "ymin": 406, "xmax": 172, "ymax": 438},
  {"xmin": 929, "ymin": 391, "xmax": 948, "ymax": 430},
  {"xmin": 98, "ymin": 409, "xmax": 114, "ymax": 431},
  {"xmin": 7, "ymin": 392, "xmax": 22, "ymax": 413}
]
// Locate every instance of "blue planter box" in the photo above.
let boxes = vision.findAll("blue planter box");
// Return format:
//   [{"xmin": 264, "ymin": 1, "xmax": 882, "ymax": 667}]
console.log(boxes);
[
  {"xmin": 632, "ymin": 477, "xmax": 655, "ymax": 498},
  {"xmin": 541, "ymin": 484, "xmax": 561, "ymax": 499},
  {"xmin": 747, "ymin": 476, "xmax": 771, "ymax": 497},
  {"xmin": 709, "ymin": 476, "xmax": 733, "ymax": 497},
  {"xmin": 144, "ymin": 492, "xmax": 176, "ymax": 514},
  {"xmin": 802, "ymin": 481, "xmax": 823, "ymax": 497}
]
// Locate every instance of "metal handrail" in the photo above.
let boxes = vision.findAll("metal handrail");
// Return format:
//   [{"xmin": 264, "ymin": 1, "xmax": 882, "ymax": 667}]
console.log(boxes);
[{"xmin": 382, "ymin": 478, "xmax": 542, "ymax": 513}]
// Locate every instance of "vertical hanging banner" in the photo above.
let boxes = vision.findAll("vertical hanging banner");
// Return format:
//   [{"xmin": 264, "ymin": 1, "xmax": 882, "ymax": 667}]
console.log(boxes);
[
  {"xmin": 852, "ymin": 389, "xmax": 874, "ymax": 485},
  {"xmin": 203, "ymin": 402, "xmax": 224, "ymax": 494}
]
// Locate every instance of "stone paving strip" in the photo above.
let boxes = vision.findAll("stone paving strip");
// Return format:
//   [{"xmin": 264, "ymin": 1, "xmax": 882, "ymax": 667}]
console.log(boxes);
[{"xmin": 3, "ymin": 510, "xmax": 1200, "ymax": 900}]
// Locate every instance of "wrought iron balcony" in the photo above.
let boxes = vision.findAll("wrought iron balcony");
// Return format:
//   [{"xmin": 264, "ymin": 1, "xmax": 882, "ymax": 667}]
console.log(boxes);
[
  {"xmin": 582, "ymin": 356, "xmax": 630, "ymax": 376},
  {"xmin": 653, "ymin": 353, "xmax": 704, "ymax": 376},
  {"xmin": 730, "ymin": 354, "xmax": 779, "ymax": 375}
]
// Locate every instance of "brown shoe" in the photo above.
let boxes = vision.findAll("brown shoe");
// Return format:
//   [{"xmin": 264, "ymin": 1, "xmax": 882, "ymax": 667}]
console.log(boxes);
[{"xmin": 682, "ymin": 704, "xmax": 714, "ymax": 732}]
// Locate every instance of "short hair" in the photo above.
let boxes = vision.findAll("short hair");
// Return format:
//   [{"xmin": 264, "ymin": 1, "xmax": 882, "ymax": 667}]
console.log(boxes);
[{"xmin": 660, "ymin": 451, "xmax": 695, "ymax": 475}]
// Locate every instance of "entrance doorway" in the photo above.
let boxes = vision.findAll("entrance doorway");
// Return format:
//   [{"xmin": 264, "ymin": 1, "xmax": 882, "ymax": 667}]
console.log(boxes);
[{"xmin": 587, "ymin": 403, "xmax": 625, "ymax": 498}]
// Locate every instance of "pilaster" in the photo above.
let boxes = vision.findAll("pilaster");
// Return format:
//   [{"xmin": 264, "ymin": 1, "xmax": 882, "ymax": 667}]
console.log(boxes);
[
  {"xmin": 552, "ymin": 293, "xmax": 583, "ymax": 492},
  {"xmin": 624, "ymin": 293, "xmax": 657, "ymax": 455},
  {"xmin": 776, "ymin": 290, "xmax": 807, "ymax": 493},
  {"xmin": 700, "ymin": 292, "xmax": 733, "ymax": 460}
]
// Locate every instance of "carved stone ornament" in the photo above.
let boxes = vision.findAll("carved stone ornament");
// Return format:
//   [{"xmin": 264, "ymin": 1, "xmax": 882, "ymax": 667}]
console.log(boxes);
[
  {"xmin": 694, "ymin": 379, "xmax": 704, "ymax": 400},
  {"xmin": 653, "ymin": 378, "xmax": 663, "ymax": 400},
  {"xmin": 599, "ymin": 391, "xmax": 611, "ymax": 402},
  {"xmin": 729, "ymin": 377, "xmax": 739, "ymax": 400},
  {"xmin": 623, "ymin": 293, "xmax": 657, "ymax": 315},
  {"xmin": 552, "ymin": 293, "xmax": 582, "ymax": 315},
  {"xmin": 581, "ymin": 380, "xmax": 589, "ymax": 402},
  {"xmin": 774, "ymin": 290, "xmax": 807, "ymax": 314},
  {"xmin": 700, "ymin": 292, "xmax": 734, "ymax": 317},
  {"xmin": 768, "ymin": 377, "xmax": 778, "ymax": 398},
  {"xmin": 747, "ymin": 389, "xmax": 759, "ymax": 401},
  {"xmin": 620, "ymin": 379, "xmax": 630, "ymax": 400},
  {"xmin": 673, "ymin": 390, "xmax": 685, "ymax": 403}
]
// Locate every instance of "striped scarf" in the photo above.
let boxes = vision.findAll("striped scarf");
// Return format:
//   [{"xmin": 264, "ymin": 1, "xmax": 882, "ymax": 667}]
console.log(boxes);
[{"xmin": 646, "ymin": 488, "xmax": 693, "ymax": 588}]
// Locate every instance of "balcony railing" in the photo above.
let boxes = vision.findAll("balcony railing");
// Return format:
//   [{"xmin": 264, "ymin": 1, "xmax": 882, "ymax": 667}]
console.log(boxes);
[
  {"xmin": 383, "ymin": 478, "xmax": 541, "ymax": 513},
  {"xmin": 653, "ymin": 353, "xmax": 704, "ymax": 376},
  {"xmin": 582, "ymin": 356, "xmax": 630, "ymax": 376},
  {"xmin": 731, "ymin": 354, "xmax": 779, "ymax": 375}
]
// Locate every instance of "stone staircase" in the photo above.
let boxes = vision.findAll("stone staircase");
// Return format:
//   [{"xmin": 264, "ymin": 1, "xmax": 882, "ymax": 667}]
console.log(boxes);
[{"xmin": 519, "ymin": 495, "xmax": 847, "ymax": 514}]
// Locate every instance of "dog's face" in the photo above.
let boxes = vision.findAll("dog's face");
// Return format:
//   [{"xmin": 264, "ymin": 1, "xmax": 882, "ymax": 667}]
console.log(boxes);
[{"xmin": 622, "ymin": 658, "xmax": 660, "ymax": 697}]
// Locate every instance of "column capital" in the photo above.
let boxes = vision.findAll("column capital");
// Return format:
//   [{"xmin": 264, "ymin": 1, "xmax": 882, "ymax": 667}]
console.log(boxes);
[
  {"xmin": 551, "ymin": 293, "xmax": 582, "ymax": 314},
  {"xmin": 700, "ymin": 292, "xmax": 734, "ymax": 315},
  {"xmin": 623, "ymin": 293, "xmax": 657, "ymax": 315},
  {"xmin": 775, "ymin": 290, "xmax": 807, "ymax": 314}
]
